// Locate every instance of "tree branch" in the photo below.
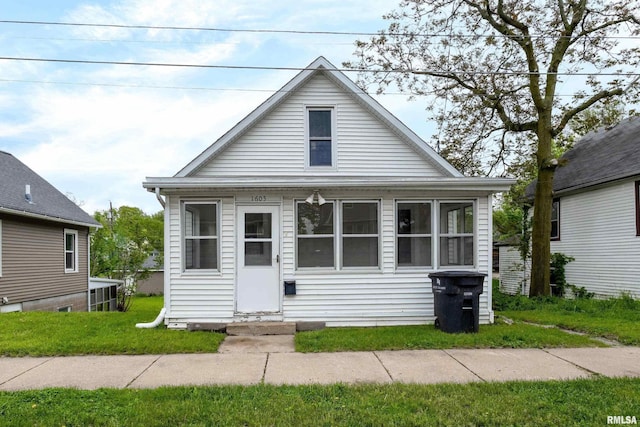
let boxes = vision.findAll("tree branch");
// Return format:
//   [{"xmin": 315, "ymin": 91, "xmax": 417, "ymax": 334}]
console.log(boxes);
[{"xmin": 554, "ymin": 87, "xmax": 626, "ymax": 135}]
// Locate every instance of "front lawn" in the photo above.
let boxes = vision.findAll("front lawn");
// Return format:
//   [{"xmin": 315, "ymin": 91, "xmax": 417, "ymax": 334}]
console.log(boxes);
[
  {"xmin": 495, "ymin": 284, "xmax": 640, "ymax": 345},
  {"xmin": 295, "ymin": 320, "xmax": 604, "ymax": 352},
  {"xmin": 1, "ymin": 378, "xmax": 638, "ymax": 426},
  {"xmin": 0, "ymin": 296, "xmax": 224, "ymax": 357}
]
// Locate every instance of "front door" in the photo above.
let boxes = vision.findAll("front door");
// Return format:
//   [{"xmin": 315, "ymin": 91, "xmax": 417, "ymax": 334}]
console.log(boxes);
[{"xmin": 236, "ymin": 205, "xmax": 280, "ymax": 313}]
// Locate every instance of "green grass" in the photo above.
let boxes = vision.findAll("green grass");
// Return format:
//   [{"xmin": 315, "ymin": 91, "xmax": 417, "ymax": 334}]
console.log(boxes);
[
  {"xmin": 295, "ymin": 320, "xmax": 604, "ymax": 352},
  {"xmin": 0, "ymin": 296, "xmax": 224, "ymax": 356},
  {"xmin": 495, "ymin": 282, "xmax": 640, "ymax": 345},
  {"xmin": 0, "ymin": 378, "xmax": 638, "ymax": 426}
]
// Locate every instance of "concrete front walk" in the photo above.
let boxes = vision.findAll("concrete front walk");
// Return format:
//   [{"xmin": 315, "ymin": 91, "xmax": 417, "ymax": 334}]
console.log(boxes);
[{"xmin": 0, "ymin": 347, "xmax": 639, "ymax": 391}]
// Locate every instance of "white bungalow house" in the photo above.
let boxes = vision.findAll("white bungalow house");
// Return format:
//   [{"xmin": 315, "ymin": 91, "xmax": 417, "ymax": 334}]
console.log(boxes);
[{"xmin": 143, "ymin": 57, "xmax": 514, "ymax": 329}]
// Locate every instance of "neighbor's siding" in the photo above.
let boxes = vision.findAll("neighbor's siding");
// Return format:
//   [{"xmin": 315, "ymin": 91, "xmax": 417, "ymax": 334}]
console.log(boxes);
[
  {"xmin": 164, "ymin": 191, "xmax": 493, "ymax": 328},
  {"xmin": 195, "ymin": 73, "xmax": 443, "ymax": 178},
  {"xmin": 550, "ymin": 179, "xmax": 640, "ymax": 298},
  {"xmin": 499, "ymin": 245, "xmax": 530, "ymax": 295},
  {"xmin": 0, "ymin": 214, "xmax": 89, "ymax": 307}
]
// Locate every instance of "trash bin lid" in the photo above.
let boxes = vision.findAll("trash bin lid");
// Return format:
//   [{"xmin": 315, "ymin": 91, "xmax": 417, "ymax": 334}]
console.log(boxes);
[{"xmin": 428, "ymin": 271, "xmax": 487, "ymax": 278}]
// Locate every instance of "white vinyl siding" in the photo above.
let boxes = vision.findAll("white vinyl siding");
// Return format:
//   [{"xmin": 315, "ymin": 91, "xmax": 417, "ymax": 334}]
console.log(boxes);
[
  {"xmin": 195, "ymin": 74, "xmax": 443, "ymax": 178},
  {"xmin": 550, "ymin": 180, "xmax": 640, "ymax": 298},
  {"xmin": 163, "ymin": 191, "xmax": 493, "ymax": 328}
]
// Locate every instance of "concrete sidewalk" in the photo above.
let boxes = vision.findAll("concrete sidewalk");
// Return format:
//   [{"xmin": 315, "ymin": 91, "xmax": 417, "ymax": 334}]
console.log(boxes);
[{"xmin": 1, "ymin": 347, "xmax": 639, "ymax": 390}]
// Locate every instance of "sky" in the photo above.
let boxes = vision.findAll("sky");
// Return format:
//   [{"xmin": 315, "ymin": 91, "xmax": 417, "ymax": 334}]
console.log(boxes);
[{"xmin": 0, "ymin": 0, "xmax": 438, "ymax": 215}]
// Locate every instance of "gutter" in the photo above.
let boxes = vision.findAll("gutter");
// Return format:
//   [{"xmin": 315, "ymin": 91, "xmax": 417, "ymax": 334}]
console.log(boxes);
[{"xmin": 0, "ymin": 207, "xmax": 102, "ymax": 228}]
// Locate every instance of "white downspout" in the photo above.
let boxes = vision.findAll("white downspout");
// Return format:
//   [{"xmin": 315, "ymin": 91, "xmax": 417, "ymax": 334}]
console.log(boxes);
[
  {"xmin": 135, "ymin": 188, "xmax": 167, "ymax": 328},
  {"xmin": 135, "ymin": 307, "xmax": 166, "ymax": 328}
]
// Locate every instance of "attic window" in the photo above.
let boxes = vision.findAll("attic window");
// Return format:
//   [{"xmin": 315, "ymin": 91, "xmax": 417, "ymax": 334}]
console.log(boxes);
[
  {"xmin": 551, "ymin": 199, "xmax": 560, "ymax": 241},
  {"xmin": 307, "ymin": 108, "xmax": 334, "ymax": 167}
]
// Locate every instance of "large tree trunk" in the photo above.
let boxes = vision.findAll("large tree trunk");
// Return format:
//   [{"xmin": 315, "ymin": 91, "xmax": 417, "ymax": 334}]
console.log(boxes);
[{"xmin": 529, "ymin": 126, "xmax": 554, "ymax": 296}]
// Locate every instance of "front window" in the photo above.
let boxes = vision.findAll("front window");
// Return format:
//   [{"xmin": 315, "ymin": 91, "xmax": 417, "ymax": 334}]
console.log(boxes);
[
  {"xmin": 183, "ymin": 202, "xmax": 218, "ymax": 271},
  {"xmin": 342, "ymin": 202, "xmax": 379, "ymax": 268},
  {"xmin": 439, "ymin": 202, "xmax": 474, "ymax": 266},
  {"xmin": 397, "ymin": 202, "xmax": 432, "ymax": 267},
  {"xmin": 635, "ymin": 181, "xmax": 639, "ymax": 236},
  {"xmin": 308, "ymin": 108, "xmax": 333, "ymax": 167},
  {"xmin": 551, "ymin": 199, "xmax": 560, "ymax": 240},
  {"xmin": 297, "ymin": 202, "xmax": 335, "ymax": 268},
  {"xmin": 64, "ymin": 229, "xmax": 78, "ymax": 273}
]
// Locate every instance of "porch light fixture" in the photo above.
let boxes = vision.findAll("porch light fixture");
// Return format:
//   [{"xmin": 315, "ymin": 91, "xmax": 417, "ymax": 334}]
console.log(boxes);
[{"xmin": 305, "ymin": 190, "xmax": 326, "ymax": 205}]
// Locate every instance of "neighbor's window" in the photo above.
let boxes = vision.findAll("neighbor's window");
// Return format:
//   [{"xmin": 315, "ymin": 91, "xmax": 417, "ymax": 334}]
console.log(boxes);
[
  {"xmin": 551, "ymin": 199, "xmax": 560, "ymax": 240},
  {"xmin": 308, "ymin": 108, "xmax": 333, "ymax": 167},
  {"xmin": 297, "ymin": 201, "xmax": 335, "ymax": 268},
  {"xmin": 64, "ymin": 229, "xmax": 78, "ymax": 273},
  {"xmin": 183, "ymin": 202, "xmax": 218, "ymax": 271},
  {"xmin": 342, "ymin": 201, "xmax": 379, "ymax": 268},
  {"xmin": 397, "ymin": 202, "xmax": 432, "ymax": 267},
  {"xmin": 635, "ymin": 181, "xmax": 640, "ymax": 236},
  {"xmin": 90, "ymin": 285, "xmax": 117, "ymax": 311},
  {"xmin": 439, "ymin": 202, "xmax": 474, "ymax": 266}
]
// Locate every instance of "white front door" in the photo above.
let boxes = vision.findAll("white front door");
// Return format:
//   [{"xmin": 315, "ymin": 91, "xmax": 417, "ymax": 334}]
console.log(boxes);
[{"xmin": 236, "ymin": 205, "xmax": 280, "ymax": 313}]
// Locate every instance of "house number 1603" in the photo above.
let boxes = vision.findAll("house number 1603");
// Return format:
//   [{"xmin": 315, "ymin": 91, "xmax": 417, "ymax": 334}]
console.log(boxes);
[{"xmin": 251, "ymin": 195, "xmax": 267, "ymax": 202}]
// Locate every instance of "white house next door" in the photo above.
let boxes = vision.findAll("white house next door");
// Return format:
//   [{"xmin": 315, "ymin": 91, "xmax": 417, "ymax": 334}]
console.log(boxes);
[{"xmin": 236, "ymin": 205, "xmax": 280, "ymax": 313}]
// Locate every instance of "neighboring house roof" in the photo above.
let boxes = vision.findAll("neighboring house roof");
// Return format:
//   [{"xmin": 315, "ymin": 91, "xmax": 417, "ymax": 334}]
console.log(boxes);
[
  {"xmin": 527, "ymin": 116, "xmax": 640, "ymax": 197},
  {"xmin": 0, "ymin": 151, "xmax": 101, "ymax": 228},
  {"xmin": 141, "ymin": 250, "xmax": 163, "ymax": 270},
  {"xmin": 175, "ymin": 56, "xmax": 463, "ymax": 178}
]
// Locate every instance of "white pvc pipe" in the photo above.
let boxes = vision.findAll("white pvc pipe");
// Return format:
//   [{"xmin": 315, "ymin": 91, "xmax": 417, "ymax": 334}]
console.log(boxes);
[{"xmin": 135, "ymin": 307, "xmax": 166, "ymax": 328}]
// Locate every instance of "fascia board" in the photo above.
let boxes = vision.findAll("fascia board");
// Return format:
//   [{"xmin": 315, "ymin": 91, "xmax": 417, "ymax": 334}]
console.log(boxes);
[
  {"xmin": 144, "ymin": 176, "xmax": 515, "ymax": 192},
  {"xmin": 0, "ymin": 207, "xmax": 102, "ymax": 229}
]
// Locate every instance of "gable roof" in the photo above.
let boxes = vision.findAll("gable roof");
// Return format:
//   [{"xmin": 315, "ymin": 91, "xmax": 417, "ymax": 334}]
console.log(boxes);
[
  {"xmin": 550, "ymin": 116, "xmax": 640, "ymax": 194},
  {"xmin": 0, "ymin": 151, "xmax": 100, "ymax": 228},
  {"xmin": 526, "ymin": 116, "xmax": 640, "ymax": 198},
  {"xmin": 175, "ymin": 56, "xmax": 462, "ymax": 178}
]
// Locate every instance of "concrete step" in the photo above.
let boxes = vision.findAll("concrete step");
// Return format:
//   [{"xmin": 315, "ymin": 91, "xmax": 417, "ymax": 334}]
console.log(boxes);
[{"xmin": 226, "ymin": 321, "xmax": 296, "ymax": 336}]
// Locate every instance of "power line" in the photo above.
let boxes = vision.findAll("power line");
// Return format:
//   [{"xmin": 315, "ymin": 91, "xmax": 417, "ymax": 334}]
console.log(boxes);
[
  {"xmin": 1, "ymin": 56, "xmax": 638, "ymax": 77},
  {"xmin": 1, "ymin": 19, "xmax": 638, "ymax": 40},
  {"xmin": 0, "ymin": 77, "xmax": 620, "ymax": 97}
]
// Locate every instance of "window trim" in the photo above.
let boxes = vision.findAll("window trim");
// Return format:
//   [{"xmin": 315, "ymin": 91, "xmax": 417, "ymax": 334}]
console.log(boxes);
[
  {"xmin": 635, "ymin": 181, "xmax": 640, "ymax": 236},
  {"xmin": 340, "ymin": 200, "xmax": 381, "ymax": 270},
  {"xmin": 438, "ymin": 201, "xmax": 476, "ymax": 268},
  {"xmin": 64, "ymin": 229, "xmax": 79, "ymax": 273},
  {"xmin": 551, "ymin": 198, "xmax": 560, "ymax": 241},
  {"xmin": 0, "ymin": 219, "xmax": 2, "ymax": 277},
  {"xmin": 181, "ymin": 200, "xmax": 220, "ymax": 273},
  {"xmin": 305, "ymin": 105, "xmax": 337, "ymax": 170},
  {"xmin": 295, "ymin": 200, "xmax": 337, "ymax": 270},
  {"xmin": 395, "ymin": 200, "xmax": 434, "ymax": 270}
]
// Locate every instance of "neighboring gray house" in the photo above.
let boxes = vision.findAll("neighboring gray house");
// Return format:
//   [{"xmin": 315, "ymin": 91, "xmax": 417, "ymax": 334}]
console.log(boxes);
[
  {"xmin": 513, "ymin": 117, "xmax": 640, "ymax": 298},
  {"xmin": 143, "ymin": 57, "xmax": 513, "ymax": 329},
  {"xmin": 0, "ymin": 151, "xmax": 101, "ymax": 312},
  {"xmin": 136, "ymin": 250, "xmax": 164, "ymax": 295}
]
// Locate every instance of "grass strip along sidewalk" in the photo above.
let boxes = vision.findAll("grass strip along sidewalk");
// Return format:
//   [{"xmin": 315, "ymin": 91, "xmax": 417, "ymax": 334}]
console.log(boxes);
[{"xmin": 1, "ymin": 378, "xmax": 638, "ymax": 426}]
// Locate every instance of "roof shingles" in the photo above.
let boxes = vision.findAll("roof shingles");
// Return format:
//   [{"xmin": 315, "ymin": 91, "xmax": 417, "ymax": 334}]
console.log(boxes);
[{"xmin": 0, "ymin": 151, "xmax": 100, "ymax": 227}]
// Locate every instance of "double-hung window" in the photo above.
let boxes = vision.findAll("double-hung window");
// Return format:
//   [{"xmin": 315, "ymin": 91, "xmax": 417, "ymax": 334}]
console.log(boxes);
[
  {"xmin": 551, "ymin": 199, "xmax": 560, "ymax": 240},
  {"xmin": 183, "ymin": 202, "xmax": 218, "ymax": 271},
  {"xmin": 439, "ymin": 202, "xmax": 474, "ymax": 266},
  {"xmin": 636, "ymin": 181, "xmax": 640, "ymax": 236},
  {"xmin": 397, "ymin": 202, "xmax": 432, "ymax": 267},
  {"xmin": 297, "ymin": 202, "xmax": 335, "ymax": 268},
  {"xmin": 64, "ymin": 229, "xmax": 78, "ymax": 273},
  {"xmin": 307, "ymin": 108, "xmax": 333, "ymax": 167},
  {"xmin": 342, "ymin": 202, "xmax": 379, "ymax": 268}
]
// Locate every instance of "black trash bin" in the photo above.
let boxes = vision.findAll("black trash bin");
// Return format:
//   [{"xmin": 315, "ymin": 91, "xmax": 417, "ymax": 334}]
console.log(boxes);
[{"xmin": 428, "ymin": 271, "xmax": 486, "ymax": 333}]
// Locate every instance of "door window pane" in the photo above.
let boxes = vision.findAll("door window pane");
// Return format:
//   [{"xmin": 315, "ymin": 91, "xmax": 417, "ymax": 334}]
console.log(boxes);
[
  {"xmin": 245, "ymin": 242, "xmax": 272, "ymax": 266},
  {"xmin": 245, "ymin": 213, "xmax": 272, "ymax": 239}
]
